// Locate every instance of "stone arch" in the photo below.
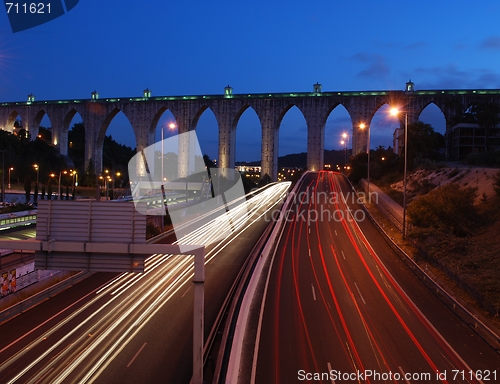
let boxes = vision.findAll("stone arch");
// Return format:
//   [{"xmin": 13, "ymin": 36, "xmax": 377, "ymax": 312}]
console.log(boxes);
[
  {"xmin": 61, "ymin": 108, "xmax": 84, "ymax": 152},
  {"xmin": 151, "ymin": 106, "xmax": 178, "ymax": 139},
  {"xmin": 95, "ymin": 107, "xmax": 136, "ymax": 173},
  {"xmin": 349, "ymin": 100, "xmax": 394, "ymax": 154},
  {"xmin": 191, "ymin": 105, "xmax": 210, "ymax": 131},
  {"xmin": 324, "ymin": 103, "xmax": 353, "ymax": 170},
  {"xmin": 32, "ymin": 109, "xmax": 52, "ymax": 141},
  {"xmin": 233, "ymin": 105, "xmax": 262, "ymax": 164},
  {"xmin": 192, "ymin": 106, "xmax": 219, "ymax": 160},
  {"xmin": 232, "ymin": 104, "xmax": 257, "ymax": 130},
  {"xmin": 6, "ymin": 110, "xmax": 21, "ymax": 133},
  {"xmin": 417, "ymin": 102, "xmax": 447, "ymax": 135},
  {"xmin": 276, "ymin": 103, "xmax": 306, "ymax": 131}
]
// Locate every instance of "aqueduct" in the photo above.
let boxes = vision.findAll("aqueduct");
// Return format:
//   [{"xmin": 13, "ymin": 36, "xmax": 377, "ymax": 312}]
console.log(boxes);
[{"xmin": 1, "ymin": 82, "xmax": 499, "ymax": 180}]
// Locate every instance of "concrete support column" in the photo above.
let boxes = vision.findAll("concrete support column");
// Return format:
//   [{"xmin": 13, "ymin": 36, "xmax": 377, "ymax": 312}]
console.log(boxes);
[
  {"xmin": 50, "ymin": 111, "xmax": 66, "ymax": 155},
  {"xmin": 217, "ymin": 118, "xmax": 235, "ymax": 179},
  {"xmin": 0, "ymin": 110, "xmax": 11, "ymax": 132},
  {"xmin": 306, "ymin": 117, "xmax": 324, "ymax": 172},
  {"xmin": 83, "ymin": 111, "xmax": 101, "ymax": 174},
  {"xmin": 175, "ymin": 117, "xmax": 192, "ymax": 179},
  {"xmin": 22, "ymin": 107, "xmax": 37, "ymax": 140},
  {"xmin": 134, "ymin": 129, "xmax": 150, "ymax": 178},
  {"xmin": 261, "ymin": 122, "xmax": 278, "ymax": 181}
]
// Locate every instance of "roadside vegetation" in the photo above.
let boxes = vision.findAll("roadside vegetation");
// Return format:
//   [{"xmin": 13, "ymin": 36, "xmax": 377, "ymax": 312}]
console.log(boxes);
[{"xmin": 407, "ymin": 171, "xmax": 500, "ymax": 316}]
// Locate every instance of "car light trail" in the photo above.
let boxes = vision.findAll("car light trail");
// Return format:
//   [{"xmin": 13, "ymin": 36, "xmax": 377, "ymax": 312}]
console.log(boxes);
[{"xmin": 0, "ymin": 182, "xmax": 290, "ymax": 384}]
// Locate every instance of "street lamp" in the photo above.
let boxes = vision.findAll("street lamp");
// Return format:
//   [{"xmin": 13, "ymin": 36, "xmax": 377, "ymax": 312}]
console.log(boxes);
[
  {"xmin": 341, "ymin": 132, "xmax": 348, "ymax": 171},
  {"xmin": 390, "ymin": 107, "xmax": 408, "ymax": 239},
  {"xmin": 160, "ymin": 123, "xmax": 176, "ymax": 232},
  {"xmin": 359, "ymin": 123, "xmax": 370, "ymax": 196},
  {"xmin": 33, "ymin": 164, "xmax": 39, "ymax": 187},
  {"xmin": 8, "ymin": 167, "xmax": 13, "ymax": 189}
]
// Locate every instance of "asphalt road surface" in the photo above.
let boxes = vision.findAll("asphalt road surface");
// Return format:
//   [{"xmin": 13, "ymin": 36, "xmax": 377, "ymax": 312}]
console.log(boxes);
[
  {"xmin": 254, "ymin": 171, "xmax": 499, "ymax": 384},
  {"xmin": 0, "ymin": 183, "xmax": 289, "ymax": 383}
]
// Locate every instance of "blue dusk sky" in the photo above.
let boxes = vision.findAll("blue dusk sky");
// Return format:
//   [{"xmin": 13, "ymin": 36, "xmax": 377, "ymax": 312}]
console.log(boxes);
[{"xmin": 1, "ymin": 1, "xmax": 500, "ymax": 162}]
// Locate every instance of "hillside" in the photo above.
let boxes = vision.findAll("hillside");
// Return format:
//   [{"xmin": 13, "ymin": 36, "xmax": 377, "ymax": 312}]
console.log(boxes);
[
  {"xmin": 387, "ymin": 165, "xmax": 500, "ymax": 318},
  {"xmin": 391, "ymin": 165, "xmax": 499, "ymax": 203}
]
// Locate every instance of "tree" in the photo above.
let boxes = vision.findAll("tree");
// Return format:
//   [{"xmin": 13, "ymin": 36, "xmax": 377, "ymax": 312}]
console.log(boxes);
[
  {"xmin": 84, "ymin": 158, "xmax": 96, "ymax": 187},
  {"xmin": 203, "ymin": 154, "xmax": 216, "ymax": 168},
  {"xmin": 47, "ymin": 179, "xmax": 53, "ymax": 200},
  {"xmin": 407, "ymin": 183, "xmax": 477, "ymax": 237},
  {"xmin": 258, "ymin": 173, "xmax": 272, "ymax": 187},
  {"xmin": 494, "ymin": 170, "xmax": 500, "ymax": 197},
  {"xmin": 402, "ymin": 121, "xmax": 444, "ymax": 170},
  {"xmin": 33, "ymin": 183, "xmax": 38, "ymax": 204}
]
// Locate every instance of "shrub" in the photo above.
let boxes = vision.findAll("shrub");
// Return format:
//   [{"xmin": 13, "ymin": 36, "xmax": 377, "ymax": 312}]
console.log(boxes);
[
  {"xmin": 407, "ymin": 183, "xmax": 478, "ymax": 237},
  {"xmin": 494, "ymin": 170, "xmax": 500, "ymax": 197}
]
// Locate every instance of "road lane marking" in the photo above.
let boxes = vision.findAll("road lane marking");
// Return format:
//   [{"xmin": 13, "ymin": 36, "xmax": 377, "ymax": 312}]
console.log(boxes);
[
  {"xmin": 398, "ymin": 366, "xmax": 411, "ymax": 384},
  {"xmin": 309, "ymin": 248, "xmax": 311, "ymax": 257},
  {"xmin": 354, "ymin": 282, "xmax": 366, "ymax": 304},
  {"xmin": 327, "ymin": 362, "xmax": 335, "ymax": 384},
  {"xmin": 335, "ymin": 230, "xmax": 338, "ymax": 236},
  {"xmin": 311, "ymin": 284, "xmax": 316, "ymax": 301},
  {"xmin": 341, "ymin": 250, "xmax": 346, "ymax": 259},
  {"xmin": 127, "ymin": 342, "xmax": 147, "ymax": 368}
]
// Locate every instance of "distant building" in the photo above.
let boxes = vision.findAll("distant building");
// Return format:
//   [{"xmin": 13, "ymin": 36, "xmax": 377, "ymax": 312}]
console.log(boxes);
[
  {"xmin": 450, "ymin": 123, "xmax": 500, "ymax": 160},
  {"xmin": 393, "ymin": 128, "xmax": 404, "ymax": 156}
]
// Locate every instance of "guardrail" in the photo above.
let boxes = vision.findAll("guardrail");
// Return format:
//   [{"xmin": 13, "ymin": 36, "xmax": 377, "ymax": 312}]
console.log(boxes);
[
  {"xmin": 210, "ymin": 198, "xmax": 282, "ymax": 383},
  {"xmin": 0, "ymin": 271, "xmax": 93, "ymax": 326},
  {"xmin": 348, "ymin": 176, "xmax": 500, "ymax": 352}
]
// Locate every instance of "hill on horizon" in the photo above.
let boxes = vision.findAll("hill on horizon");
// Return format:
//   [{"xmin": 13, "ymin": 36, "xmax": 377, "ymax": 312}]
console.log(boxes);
[{"xmin": 236, "ymin": 149, "xmax": 347, "ymax": 169}]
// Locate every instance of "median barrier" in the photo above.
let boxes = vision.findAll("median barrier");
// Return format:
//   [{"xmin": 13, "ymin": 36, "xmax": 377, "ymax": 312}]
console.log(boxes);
[{"xmin": 0, "ymin": 270, "xmax": 93, "ymax": 325}]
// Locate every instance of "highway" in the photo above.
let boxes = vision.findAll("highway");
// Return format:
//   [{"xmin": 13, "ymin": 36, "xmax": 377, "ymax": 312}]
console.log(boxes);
[
  {"xmin": 253, "ymin": 172, "xmax": 499, "ymax": 384},
  {"xmin": 0, "ymin": 182, "xmax": 290, "ymax": 383}
]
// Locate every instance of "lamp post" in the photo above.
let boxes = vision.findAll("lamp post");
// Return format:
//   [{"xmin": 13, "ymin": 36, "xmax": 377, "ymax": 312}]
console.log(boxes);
[
  {"xmin": 8, "ymin": 167, "xmax": 13, "ymax": 189},
  {"xmin": 359, "ymin": 123, "xmax": 370, "ymax": 197},
  {"xmin": 390, "ymin": 108, "xmax": 408, "ymax": 239},
  {"xmin": 341, "ymin": 132, "xmax": 348, "ymax": 171},
  {"xmin": 160, "ymin": 123, "xmax": 176, "ymax": 232},
  {"xmin": 1, "ymin": 150, "xmax": 5, "ymax": 206},
  {"xmin": 58, "ymin": 170, "xmax": 68, "ymax": 200}
]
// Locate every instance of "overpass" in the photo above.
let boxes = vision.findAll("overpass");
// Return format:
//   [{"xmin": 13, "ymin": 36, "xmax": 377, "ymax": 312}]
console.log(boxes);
[{"xmin": 1, "ymin": 81, "xmax": 500, "ymax": 180}]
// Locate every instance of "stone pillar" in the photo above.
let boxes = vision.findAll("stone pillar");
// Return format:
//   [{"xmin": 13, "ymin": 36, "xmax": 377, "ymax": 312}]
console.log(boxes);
[
  {"xmin": 212, "ymin": 102, "xmax": 236, "ymax": 179},
  {"xmin": 172, "ymin": 108, "xmax": 192, "ymax": 180},
  {"xmin": 255, "ymin": 100, "xmax": 278, "ymax": 181},
  {"xmin": 49, "ymin": 110, "xmax": 66, "ymax": 155},
  {"xmin": 0, "ymin": 109, "xmax": 11, "ymax": 132},
  {"xmin": 261, "ymin": 122, "xmax": 278, "ymax": 181},
  {"xmin": 83, "ymin": 108, "xmax": 101, "ymax": 174},
  {"xmin": 134, "ymin": 126, "xmax": 150, "ymax": 178},
  {"xmin": 306, "ymin": 116, "xmax": 324, "ymax": 172}
]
